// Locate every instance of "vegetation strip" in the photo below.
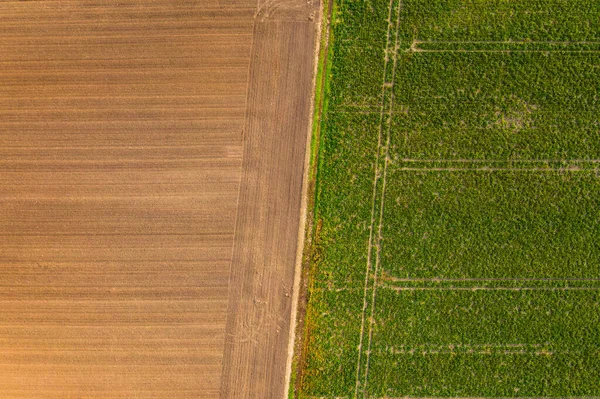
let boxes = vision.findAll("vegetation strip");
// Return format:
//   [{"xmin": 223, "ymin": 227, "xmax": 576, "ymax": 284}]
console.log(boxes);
[
  {"xmin": 297, "ymin": 0, "xmax": 600, "ymax": 397},
  {"xmin": 289, "ymin": 0, "xmax": 333, "ymax": 396},
  {"xmin": 359, "ymin": 0, "xmax": 404, "ymax": 395},
  {"xmin": 353, "ymin": 0, "xmax": 399, "ymax": 395}
]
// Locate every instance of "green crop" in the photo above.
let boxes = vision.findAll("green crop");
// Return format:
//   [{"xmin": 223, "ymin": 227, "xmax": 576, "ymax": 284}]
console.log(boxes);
[{"xmin": 298, "ymin": 0, "xmax": 600, "ymax": 397}]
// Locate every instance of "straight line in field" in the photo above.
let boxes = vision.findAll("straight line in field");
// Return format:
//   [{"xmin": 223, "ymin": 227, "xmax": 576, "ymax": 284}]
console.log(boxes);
[
  {"xmin": 328, "ymin": 110, "xmax": 381, "ymax": 114},
  {"xmin": 310, "ymin": 287, "xmax": 361, "ymax": 292},
  {"xmin": 410, "ymin": 39, "xmax": 600, "ymax": 53},
  {"xmin": 389, "ymin": 343, "xmax": 549, "ymax": 347},
  {"xmin": 392, "ymin": 158, "xmax": 600, "ymax": 171},
  {"xmin": 386, "ymin": 350, "xmax": 585, "ymax": 355},
  {"xmin": 393, "ymin": 167, "xmax": 598, "ymax": 171},
  {"xmin": 384, "ymin": 286, "xmax": 600, "ymax": 291},
  {"xmin": 339, "ymin": 44, "xmax": 600, "ymax": 52},
  {"xmin": 361, "ymin": 0, "xmax": 404, "ymax": 396},
  {"xmin": 0, "ymin": 95, "xmax": 247, "ymax": 99},
  {"xmin": 0, "ymin": 145, "xmax": 242, "ymax": 150},
  {"xmin": 353, "ymin": 0, "xmax": 398, "ymax": 396},
  {"xmin": 303, "ymin": 396, "xmax": 600, "ymax": 399},
  {"xmin": 0, "ymin": 33, "xmax": 254, "ymax": 39},
  {"xmin": 385, "ymin": 397, "xmax": 600, "ymax": 399},
  {"xmin": 0, "ymin": 57, "xmax": 251, "ymax": 64},
  {"xmin": 0, "ymin": 184, "xmax": 222, "ymax": 187},
  {"xmin": 332, "ymin": 108, "xmax": 600, "ymax": 114},
  {"xmin": 412, "ymin": 50, "xmax": 600, "ymax": 53},
  {"xmin": 384, "ymin": 277, "xmax": 600, "ymax": 282},
  {"xmin": 399, "ymin": 159, "xmax": 600, "ymax": 163},
  {"xmin": 382, "ymin": 344, "xmax": 598, "ymax": 355},
  {"xmin": 414, "ymin": 40, "xmax": 600, "ymax": 44},
  {"xmin": 0, "ymin": 118, "xmax": 246, "ymax": 123}
]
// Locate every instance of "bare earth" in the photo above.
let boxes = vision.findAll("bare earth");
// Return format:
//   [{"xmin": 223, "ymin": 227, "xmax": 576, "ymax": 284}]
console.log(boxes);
[{"xmin": 0, "ymin": 0, "xmax": 317, "ymax": 398}]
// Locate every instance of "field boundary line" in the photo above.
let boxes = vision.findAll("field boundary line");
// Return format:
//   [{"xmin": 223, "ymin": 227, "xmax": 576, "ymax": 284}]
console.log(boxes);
[
  {"xmin": 383, "ymin": 285, "xmax": 600, "ymax": 291},
  {"xmin": 385, "ymin": 350, "xmax": 586, "ymax": 355},
  {"xmin": 384, "ymin": 277, "xmax": 600, "ymax": 282},
  {"xmin": 392, "ymin": 158, "xmax": 600, "ymax": 172},
  {"xmin": 353, "ymin": 0, "xmax": 397, "ymax": 395},
  {"xmin": 392, "ymin": 167, "xmax": 598, "ymax": 172},
  {"xmin": 388, "ymin": 343, "xmax": 549, "ymax": 347},
  {"xmin": 339, "ymin": 44, "xmax": 600, "ymax": 53},
  {"xmin": 384, "ymin": 397, "xmax": 600, "ymax": 399},
  {"xmin": 399, "ymin": 159, "xmax": 600, "ymax": 163},
  {"xmin": 332, "ymin": 108, "xmax": 600, "ymax": 114},
  {"xmin": 409, "ymin": 39, "xmax": 600, "ymax": 53},
  {"xmin": 361, "ymin": 0, "xmax": 403, "ymax": 397},
  {"xmin": 384, "ymin": 396, "xmax": 600, "ymax": 399},
  {"xmin": 286, "ymin": 0, "xmax": 329, "ymax": 395},
  {"xmin": 301, "ymin": 396, "xmax": 600, "ymax": 399},
  {"xmin": 414, "ymin": 40, "xmax": 600, "ymax": 44},
  {"xmin": 412, "ymin": 50, "xmax": 600, "ymax": 53}
]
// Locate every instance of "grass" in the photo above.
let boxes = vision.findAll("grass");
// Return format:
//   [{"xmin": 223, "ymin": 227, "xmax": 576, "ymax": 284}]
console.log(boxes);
[
  {"xmin": 383, "ymin": 171, "xmax": 600, "ymax": 280},
  {"xmin": 369, "ymin": 289, "xmax": 600, "ymax": 396},
  {"xmin": 287, "ymin": 0, "xmax": 334, "ymax": 395},
  {"xmin": 392, "ymin": 52, "xmax": 600, "ymax": 160},
  {"xmin": 296, "ymin": 0, "xmax": 600, "ymax": 398}
]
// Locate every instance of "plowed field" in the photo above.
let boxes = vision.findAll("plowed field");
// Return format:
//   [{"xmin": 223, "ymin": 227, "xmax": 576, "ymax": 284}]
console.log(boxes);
[{"xmin": 0, "ymin": 0, "xmax": 318, "ymax": 397}]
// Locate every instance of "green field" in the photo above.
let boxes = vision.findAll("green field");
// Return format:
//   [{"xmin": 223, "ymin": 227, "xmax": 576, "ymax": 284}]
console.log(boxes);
[{"xmin": 298, "ymin": 0, "xmax": 600, "ymax": 397}]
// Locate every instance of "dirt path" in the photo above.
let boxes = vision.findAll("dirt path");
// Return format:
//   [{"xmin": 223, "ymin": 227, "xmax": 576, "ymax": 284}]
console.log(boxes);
[{"xmin": 220, "ymin": 1, "xmax": 319, "ymax": 397}]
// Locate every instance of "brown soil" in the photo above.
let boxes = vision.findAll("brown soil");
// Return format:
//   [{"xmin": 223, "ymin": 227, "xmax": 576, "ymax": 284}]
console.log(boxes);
[
  {"xmin": 219, "ymin": 1, "xmax": 319, "ymax": 398},
  {"xmin": 0, "ymin": 0, "xmax": 317, "ymax": 397}
]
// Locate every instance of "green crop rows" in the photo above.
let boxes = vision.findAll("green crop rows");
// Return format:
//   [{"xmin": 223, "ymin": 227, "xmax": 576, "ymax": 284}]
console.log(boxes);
[{"xmin": 299, "ymin": 0, "xmax": 600, "ymax": 398}]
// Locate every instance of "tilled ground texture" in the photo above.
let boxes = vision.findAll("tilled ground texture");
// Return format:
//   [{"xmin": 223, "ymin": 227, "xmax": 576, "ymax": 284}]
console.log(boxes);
[{"xmin": 0, "ymin": 0, "xmax": 317, "ymax": 398}]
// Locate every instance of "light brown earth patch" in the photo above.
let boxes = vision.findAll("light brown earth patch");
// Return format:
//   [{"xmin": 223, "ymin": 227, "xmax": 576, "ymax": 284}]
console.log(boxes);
[
  {"xmin": 0, "ymin": 0, "xmax": 317, "ymax": 397},
  {"xmin": 220, "ymin": 0, "xmax": 319, "ymax": 397}
]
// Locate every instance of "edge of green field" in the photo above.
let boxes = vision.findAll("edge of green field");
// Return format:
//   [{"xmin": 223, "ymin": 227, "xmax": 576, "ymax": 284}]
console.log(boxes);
[
  {"xmin": 288, "ymin": 0, "xmax": 335, "ymax": 397},
  {"xmin": 290, "ymin": 0, "xmax": 600, "ymax": 397}
]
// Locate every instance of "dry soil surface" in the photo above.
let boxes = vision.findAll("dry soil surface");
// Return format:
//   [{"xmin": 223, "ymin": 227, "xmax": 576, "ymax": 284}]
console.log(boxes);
[{"xmin": 0, "ymin": 0, "xmax": 317, "ymax": 397}]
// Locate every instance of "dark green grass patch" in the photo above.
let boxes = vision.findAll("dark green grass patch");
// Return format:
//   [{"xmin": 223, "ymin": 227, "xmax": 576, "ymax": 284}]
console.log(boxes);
[
  {"xmin": 312, "ymin": 112, "xmax": 381, "ymax": 289},
  {"xmin": 391, "ymin": 51, "xmax": 600, "ymax": 160},
  {"xmin": 300, "ymin": 289, "xmax": 364, "ymax": 398},
  {"xmin": 334, "ymin": 0, "xmax": 390, "ymax": 44},
  {"xmin": 382, "ymin": 170, "xmax": 600, "ymax": 279},
  {"xmin": 398, "ymin": 0, "xmax": 600, "ymax": 44},
  {"xmin": 328, "ymin": 42, "xmax": 387, "ymax": 108},
  {"xmin": 298, "ymin": 0, "xmax": 600, "ymax": 397},
  {"xmin": 368, "ymin": 349, "xmax": 600, "ymax": 397},
  {"xmin": 367, "ymin": 288, "xmax": 600, "ymax": 396},
  {"xmin": 373, "ymin": 289, "xmax": 600, "ymax": 348}
]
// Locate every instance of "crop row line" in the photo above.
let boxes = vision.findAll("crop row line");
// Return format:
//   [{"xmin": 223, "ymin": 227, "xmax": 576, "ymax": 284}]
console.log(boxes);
[
  {"xmin": 338, "ymin": 38, "xmax": 600, "ymax": 44},
  {"xmin": 383, "ymin": 285, "xmax": 600, "ymax": 291},
  {"xmin": 414, "ymin": 40, "xmax": 600, "ymax": 44},
  {"xmin": 384, "ymin": 350, "xmax": 588, "ymax": 355},
  {"xmin": 337, "ymin": 43, "xmax": 600, "ymax": 52},
  {"xmin": 332, "ymin": 107, "xmax": 600, "ymax": 112},
  {"xmin": 387, "ymin": 343, "xmax": 551, "ymax": 347},
  {"xmin": 303, "ymin": 396, "xmax": 600, "ymax": 399},
  {"xmin": 410, "ymin": 39, "xmax": 600, "ymax": 53},
  {"xmin": 383, "ymin": 277, "xmax": 600, "ymax": 282},
  {"xmin": 398, "ymin": 159, "xmax": 600, "ymax": 163},
  {"xmin": 360, "ymin": 0, "xmax": 405, "ymax": 396},
  {"xmin": 354, "ymin": 0, "xmax": 402, "ymax": 396},
  {"xmin": 391, "ymin": 167, "xmax": 599, "ymax": 171},
  {"xmin": 411, "ymin": 50, "xmax": 600, "ymax": 53},
  {"xmin": 312, "ymin": 282, "xmax": 600, "ymax": 292}
]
